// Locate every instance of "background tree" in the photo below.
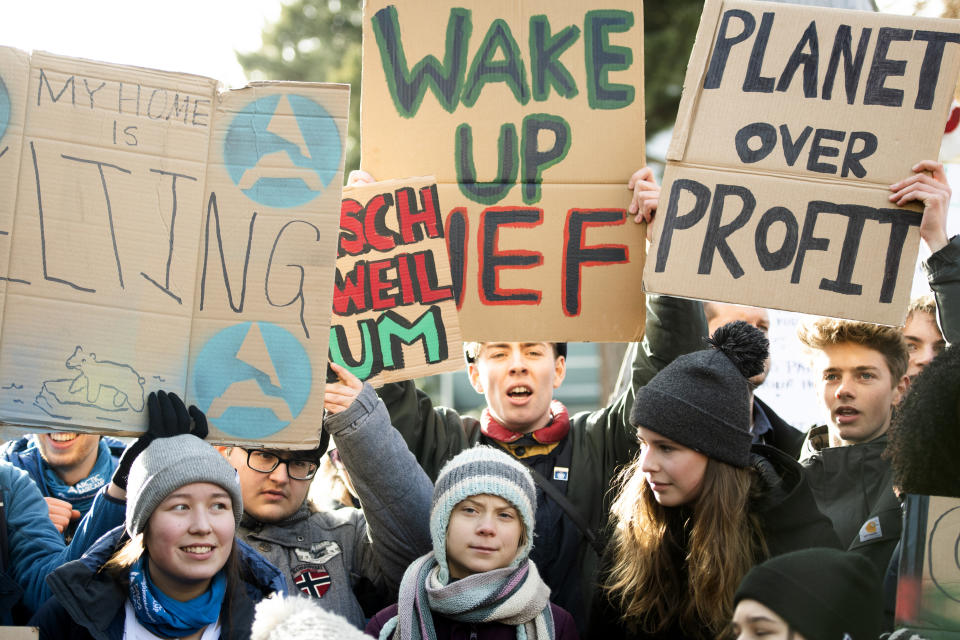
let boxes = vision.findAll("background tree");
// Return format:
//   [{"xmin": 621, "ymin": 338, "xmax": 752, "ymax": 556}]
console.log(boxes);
[
  {"xmin": 239, "ymin": 0, "xmax": 702, "ymax": 403},
  {"xmin": 238, "ymin": 0, "xmax": 363, "ymax": 178},
  {"xmin": 237, "ymin": 0, "xmax": 702, "ymax": 178}
]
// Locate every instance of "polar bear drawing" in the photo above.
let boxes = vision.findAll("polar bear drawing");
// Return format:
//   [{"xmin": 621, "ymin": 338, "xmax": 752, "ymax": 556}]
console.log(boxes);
[{"xmin": 65, "ymin": 346, "xmax": 146, "ymax": 412}]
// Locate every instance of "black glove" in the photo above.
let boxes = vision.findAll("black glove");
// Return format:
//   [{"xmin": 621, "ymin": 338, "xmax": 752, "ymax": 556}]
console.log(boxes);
[
  {"xmin": 112, "ymin": 390, "xmax": 209, "ymax": 490},
  {"xmin": 750, "ymin": 452, "xmax": 788, "ymax": 511}
]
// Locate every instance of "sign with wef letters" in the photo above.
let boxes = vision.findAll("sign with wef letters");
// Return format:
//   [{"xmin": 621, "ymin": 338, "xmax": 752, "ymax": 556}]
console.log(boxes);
[
  {"xmin": 644, "ymin": 0, "xmax": 960, "ymax": 325},
  {"xmin": 0, "ymin": 48, "xmax": 348, "ymax": 448},
  {"xmin": 361, "ymin": 0, "xmax": 647, "ymax": 341},
  {"xmin": 332, "ymin": 177, "xmax": 464, "ymax": 384}
]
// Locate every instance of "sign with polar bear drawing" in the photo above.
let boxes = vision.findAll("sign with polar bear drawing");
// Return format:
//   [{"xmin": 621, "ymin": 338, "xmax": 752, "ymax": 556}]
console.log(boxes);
[{"xmin": 0, "ymin": 48, "xmax": 348, "ymax": 448}]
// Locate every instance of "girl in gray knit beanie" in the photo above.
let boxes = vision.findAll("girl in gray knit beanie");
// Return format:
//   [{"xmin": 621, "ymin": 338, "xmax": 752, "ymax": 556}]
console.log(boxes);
[
  {"xmin": 33, "ymin": 432, "xmax": 286, "ymax": 640},
  {"xmin": 366, "ymin": 446, "xmax": 579, "ymax": 640},
  {"xmin": 593, "ymin": 321, "xmax": 840, "ymax": 640}
]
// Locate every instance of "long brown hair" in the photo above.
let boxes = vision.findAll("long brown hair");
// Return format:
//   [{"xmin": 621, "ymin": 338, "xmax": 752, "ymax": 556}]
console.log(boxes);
[{"xmin": 603, "ymin": 455, "xmax": 768, "ymax": 637}]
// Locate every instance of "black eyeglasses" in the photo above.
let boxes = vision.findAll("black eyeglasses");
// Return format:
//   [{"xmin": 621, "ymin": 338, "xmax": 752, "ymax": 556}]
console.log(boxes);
[{"xmin": 245, "ymin": 449, "xmax": 319, "ymax": 480}]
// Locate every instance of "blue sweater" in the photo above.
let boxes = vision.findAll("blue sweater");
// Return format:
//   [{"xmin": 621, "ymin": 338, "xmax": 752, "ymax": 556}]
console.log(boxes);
[{"xmin": 1, "ymin": 460, "xmax": 125, "ymax": 622}]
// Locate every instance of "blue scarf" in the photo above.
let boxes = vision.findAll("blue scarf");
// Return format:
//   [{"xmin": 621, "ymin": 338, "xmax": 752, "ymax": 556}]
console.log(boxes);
[
  {"xmin": 42, "ymin": 438, "xmax": 114, "ymax": 515},
  {"xmin": 128, "ymin": 557, "xmax": 226, "ymax": 638}
]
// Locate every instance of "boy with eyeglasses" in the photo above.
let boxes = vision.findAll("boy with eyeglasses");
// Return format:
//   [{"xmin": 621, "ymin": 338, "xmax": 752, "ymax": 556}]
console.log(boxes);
[{"xmin": 221, "ymin": 363, "xmax": 433, "ymax": 628}]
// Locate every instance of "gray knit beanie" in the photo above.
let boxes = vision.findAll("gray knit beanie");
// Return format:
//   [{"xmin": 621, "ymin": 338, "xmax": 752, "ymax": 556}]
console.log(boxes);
[
  {"xmin": 126, "ymin": 434, "xmax": 243, "ymax": 536},
  {"xmin": 430, "ymin": 446, "xmax": 537, "ymax": 583},
  {"xmin": 631, "ymin": 321, "xmax": 768, "ymax": 467},
  {"xmin": 735, "ymin": 547, "xmax": 882, "ymax": 639}
]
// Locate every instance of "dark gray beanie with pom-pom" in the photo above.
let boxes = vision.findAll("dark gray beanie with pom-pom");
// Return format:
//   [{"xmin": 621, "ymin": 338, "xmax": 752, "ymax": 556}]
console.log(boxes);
[{"xmin": 630, "ymin": 320, "xmax": 768, "ymax": 467}]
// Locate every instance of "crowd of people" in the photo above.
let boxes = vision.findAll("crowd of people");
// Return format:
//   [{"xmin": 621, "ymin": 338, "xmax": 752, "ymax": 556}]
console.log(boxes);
[{"xmin": 0, "ymin": 156, "xmax": 956, "ymax": 639}]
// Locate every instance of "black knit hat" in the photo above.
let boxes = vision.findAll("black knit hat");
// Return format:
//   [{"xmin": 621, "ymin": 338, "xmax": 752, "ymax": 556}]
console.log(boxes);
[
  {"xmin": 734, "ymin": 547, "xmax": 883, "ymax": 639},
  {"xmin": 630, "ymin": 321, "xmax": 767, "ymax": 467}
]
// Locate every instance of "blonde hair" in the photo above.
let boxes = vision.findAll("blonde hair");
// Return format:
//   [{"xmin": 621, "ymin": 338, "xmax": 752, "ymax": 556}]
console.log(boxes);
[
  {"xmin": 797, "ymin": 317, "xmax": 908, "ymax": 382},
  {"xmin": 906, "ymin": 294, "xmax": 937, "ymax": 322},
  {"xmin": 603, "ymin": 456, "xmax": 767, "ymax": 636}
]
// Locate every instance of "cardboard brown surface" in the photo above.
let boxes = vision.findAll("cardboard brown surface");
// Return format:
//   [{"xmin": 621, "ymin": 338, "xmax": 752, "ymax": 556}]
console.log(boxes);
[
  {"xmin": 333, "ymin": 177, "xmax": 464, "ymax": 384},
  {"xmin": 0, "ymin": 49, "xmax": 348, "ymax": 448},
  {"xmin": 645, "ymin": 0, "xmax": 960, "ymax": 325},
  {"xmin": 897, "ymin": 495, "xmax": 960, "ymax": 634},
  {"xmin": 361, "ymin": 1, "xmax": 646, "ymax": 341}
]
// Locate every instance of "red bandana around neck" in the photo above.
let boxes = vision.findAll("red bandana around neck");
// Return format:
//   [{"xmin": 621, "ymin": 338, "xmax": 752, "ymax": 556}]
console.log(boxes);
[{"xmin": 480, "ymin": 400, "xmax": 570, "ymax": 444}]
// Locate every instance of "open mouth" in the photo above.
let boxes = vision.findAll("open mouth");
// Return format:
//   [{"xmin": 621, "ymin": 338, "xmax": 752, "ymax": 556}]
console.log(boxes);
[
  {"xmin": 507, "ymin": 385, "xmax": 532, "ymax": 399},
  {"xmin": 182, "ymin": 545, "xmax": 213, "ymax": 554},
  {"xmin": 835, "ymin": 407, "xmax": 860, "ymax": 422},
  {"xmin": 49, "ymin": 433, "xmax": 79, "ymax": 443}
]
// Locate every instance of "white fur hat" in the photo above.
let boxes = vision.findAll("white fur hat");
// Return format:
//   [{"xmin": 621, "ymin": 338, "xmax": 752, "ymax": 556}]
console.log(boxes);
[{"xmin": 251, "ymin": 594, "xmax": 370, "ymax": 640}]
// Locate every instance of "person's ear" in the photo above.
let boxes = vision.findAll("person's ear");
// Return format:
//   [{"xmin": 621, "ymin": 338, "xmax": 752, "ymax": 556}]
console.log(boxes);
[
  {"xmin": 468, "ymin": 362, "xmax": 484, "ymax": 394},
  {"xmin": 892, "ymin": 374, "xmax": 909, "ymax": 406},
  {"xmin": 552, "ymin": 355, "xmax": 566, "ymax": 389}
]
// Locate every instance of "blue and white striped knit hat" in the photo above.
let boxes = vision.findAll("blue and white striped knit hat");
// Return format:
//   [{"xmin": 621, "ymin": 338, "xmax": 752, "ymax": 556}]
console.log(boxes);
[{"xmin": 430, "ymin": 446, "xmax": 537, "ymax": 583}]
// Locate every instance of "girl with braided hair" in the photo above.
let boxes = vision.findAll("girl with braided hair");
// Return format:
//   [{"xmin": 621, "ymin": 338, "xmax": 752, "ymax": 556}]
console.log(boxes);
[{"xmin": 366, "ymin": 446, "xmax": 578, "ymax": 640}]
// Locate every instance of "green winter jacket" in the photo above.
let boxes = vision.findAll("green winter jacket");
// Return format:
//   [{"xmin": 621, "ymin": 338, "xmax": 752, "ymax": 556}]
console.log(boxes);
[
  {"xmin": 376, "ymin": 346, "xmax": 647, "ymax": 630},
  {"xmin": 800, "ymin": 427, "xmax": 900, "ymax": 580}
]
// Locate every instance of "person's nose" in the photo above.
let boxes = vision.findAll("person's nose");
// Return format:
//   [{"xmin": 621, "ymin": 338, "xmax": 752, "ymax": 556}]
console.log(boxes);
[
  {"xmin": 507, "ymin": 350, "xmax": 528, "ymax": 373},
  {"xmin": 188, "ymin": 508, "xmax": 212, "ymax": 534},
  {"xmin": 915, "ymin": 344, "xmax": 936, "ymax": 370},
  {"xmin": 476, "ymin": 513, "xmax": 496, "ymax": 536},
  {"xmin": 835, "ymin": 374, "xmax": 855, "ymax": 399},
  {"xmin": 268, "ymin": 460, "xmax": 291, "ymax": 485},
  {"xmin": 639, "ymin": 447, "xmax": 658, "ymax": 473}
]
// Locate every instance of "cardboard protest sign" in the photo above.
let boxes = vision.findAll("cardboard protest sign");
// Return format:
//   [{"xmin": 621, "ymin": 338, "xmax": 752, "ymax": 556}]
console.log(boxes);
[
  {"xmin": 361, "ymin": 1, "xmax": 647, "ymax": 341},
  {"xmin": 332, "ymin": 177, "xmax": 464, "ymax": 384},
  {"xmin": 0, "ymin": 49, "xmax": 348, "ymax": 448},
  {"xmin": 897, "ymin": 494, "xmax": 960, "ymax": 634},
  {"xmin": 644, "ymin": 0, "xmax": 960, "ymax": 325}
]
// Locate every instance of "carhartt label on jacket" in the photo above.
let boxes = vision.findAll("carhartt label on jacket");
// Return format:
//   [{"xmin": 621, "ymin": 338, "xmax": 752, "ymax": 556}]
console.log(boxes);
[{"xmin": 858, "ymin": 516, "xmax": 883, "ymax": 542}]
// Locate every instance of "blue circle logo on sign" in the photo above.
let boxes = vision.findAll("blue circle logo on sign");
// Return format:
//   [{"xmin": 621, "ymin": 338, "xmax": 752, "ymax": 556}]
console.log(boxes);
[
  {"xmin": 191, "ymin": 322, "xmax": 312, "ymax": 439},
  {"xmin": 0, "ymin": 76, "xmax": 10, "ymax": 143},
  {"xmin": 223, "ymin": 94, "xmax": 342, "ymax": 208}
]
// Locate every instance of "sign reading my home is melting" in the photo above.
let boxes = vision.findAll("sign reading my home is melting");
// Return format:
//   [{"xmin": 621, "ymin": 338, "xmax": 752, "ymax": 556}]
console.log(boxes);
[
  {"xmin": 361, "ymin": 0, "xmax": 647, "ymax": 341},
  {"xmin": 0, "ymin": 48, "xmax": 348, "ymax": 448},
  {"xmin": 644, "ymin": 0, "xmax": 960, "ymax": 325}
]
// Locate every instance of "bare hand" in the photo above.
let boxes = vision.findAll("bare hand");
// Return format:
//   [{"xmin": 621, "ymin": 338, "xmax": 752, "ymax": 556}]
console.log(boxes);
[
  {"xmin": 347, "ymin": 169, "xmax": 376, "ymax": 187},
  {"xmin": 324, "ymin": 362, "xmax": 364, "ymax": 414},
  {"xmin": 890, "ymin": 160, "xmax": 951, "ymax": 254},
  {"xmin": 45, "ymin": 496, "xmax": 80, "ymax": 533},
  {"xmin": 627, "ymin": 167, "xmax": 660, "ymax": 224}
]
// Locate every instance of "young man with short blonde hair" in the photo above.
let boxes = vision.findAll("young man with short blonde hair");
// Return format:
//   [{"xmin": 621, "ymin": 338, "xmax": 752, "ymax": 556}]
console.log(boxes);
[{"xmin": 798, "ymin": 317, "xmax": 909, "ymax": 579}]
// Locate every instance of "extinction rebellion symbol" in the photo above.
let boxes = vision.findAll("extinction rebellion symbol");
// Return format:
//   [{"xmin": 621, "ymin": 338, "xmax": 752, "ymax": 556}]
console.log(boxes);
[{"xmin": 222, "ymin": 93, "xmax": 342, "ymax": 208}]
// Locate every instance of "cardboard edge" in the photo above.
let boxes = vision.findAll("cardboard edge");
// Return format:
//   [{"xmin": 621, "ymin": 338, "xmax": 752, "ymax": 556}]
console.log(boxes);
[
  {"xmin": 1, "ymin": 47, "xmax": 35, "ymax": 365},
  {"xmin": 30, "ymin": 50, "xmax": 222, "ymax": 88},
  {"xmin": 341, "ymin": 175, "xmax": 438, "ymax": 197},
  {"xmin": 666, "ymin": 0, "xmax": 724, "ymax": 163}
]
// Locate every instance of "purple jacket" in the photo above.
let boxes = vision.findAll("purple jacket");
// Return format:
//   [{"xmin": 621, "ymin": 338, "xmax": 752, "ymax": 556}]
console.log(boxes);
[{"xmin": 365, "ymin": 602, "xmax": 580, "ymax": 640}]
